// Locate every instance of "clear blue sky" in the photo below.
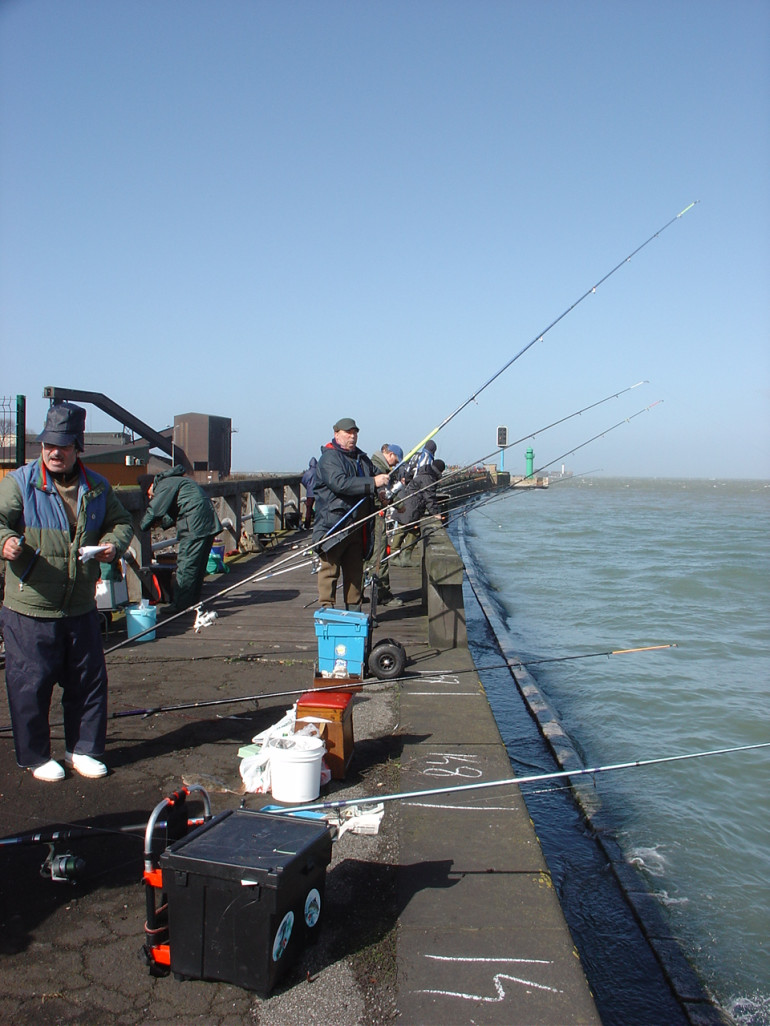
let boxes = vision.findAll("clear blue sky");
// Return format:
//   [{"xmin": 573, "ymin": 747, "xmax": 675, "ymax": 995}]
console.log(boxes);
[{"xmin": 2, "ymin": 0, "xmax": 768, "ymax": 479}]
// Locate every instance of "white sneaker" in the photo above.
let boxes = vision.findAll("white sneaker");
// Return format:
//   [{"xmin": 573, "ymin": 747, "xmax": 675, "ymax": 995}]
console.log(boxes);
[
  {"xmin": 65, "ymin": 752, "xmax": 108, "ymax": 778},
  {"xmin": 31, "ymin": 759, "xmax": 65, "ymax": 782}
]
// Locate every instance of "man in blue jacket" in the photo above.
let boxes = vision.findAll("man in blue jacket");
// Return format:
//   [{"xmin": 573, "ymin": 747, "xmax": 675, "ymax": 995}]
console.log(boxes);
[
  {"xmin": 0, "ymin": 403, "xmax": 133, "ymax": 782},
  {"xmin": 312, "ymin": 418, "xmax": 389, "ymax": 609}
]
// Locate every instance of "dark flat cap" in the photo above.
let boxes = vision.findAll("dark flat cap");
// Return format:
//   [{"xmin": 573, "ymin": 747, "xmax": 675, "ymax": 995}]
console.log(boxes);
[{"xmin": 333, "ymin": 417, "xmax": 359, "ymax": 432}]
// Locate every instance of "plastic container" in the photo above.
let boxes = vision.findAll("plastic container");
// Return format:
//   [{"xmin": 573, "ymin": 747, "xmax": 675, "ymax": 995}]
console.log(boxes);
[
  {"xmin": 160, "ymin": 809, "xmax": 332, "ymax": 994},
  {"xmin": 126, "ymin": 602, "xmax": 157, "ymax": 642},
  {"xmin": 267, "ymin": 734, "xmax": 325, "ymax": 803},
  {"xmin": 313, "ymin": 609, "xmax": 369, "ymax": 676},
  {"xmin": 210, "ymin": 540, "xmax": 225, "ymax": 561},
  {"xmin": 251, "ymin": 505, "xmax": 278, "ymax": 534}
]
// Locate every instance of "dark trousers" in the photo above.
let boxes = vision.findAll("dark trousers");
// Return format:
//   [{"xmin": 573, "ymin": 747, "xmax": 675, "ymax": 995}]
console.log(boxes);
[
  {"xmin": 172, "ymin": 532, "xmax": 217, "ymax": 611},
  {"xmin": 365, "ymin": 511, "xmax": 392, "ymax": 599},
  {"xmin": 1, "ymin": 607, "xmax": 108, "ymax": 768}
]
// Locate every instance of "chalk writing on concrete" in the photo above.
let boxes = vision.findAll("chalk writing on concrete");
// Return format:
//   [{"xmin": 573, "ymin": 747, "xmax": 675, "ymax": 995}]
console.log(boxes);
[
  {"xmin": 416, "ymin": 954, "xmax": 563, "ymax": 1002},
  {"xmin": 422, "ymin": 752, "xmax": 484, "ymax": 779}
]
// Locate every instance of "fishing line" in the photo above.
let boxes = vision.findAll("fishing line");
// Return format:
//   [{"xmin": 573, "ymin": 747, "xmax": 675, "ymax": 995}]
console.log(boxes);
[
  {"xmin": 396, "ymin": 202, "xmax": 697, "ymax": 462},
  {"xmin": 271, "ymin": 740, "xmax": 770, "ymax": 815}
]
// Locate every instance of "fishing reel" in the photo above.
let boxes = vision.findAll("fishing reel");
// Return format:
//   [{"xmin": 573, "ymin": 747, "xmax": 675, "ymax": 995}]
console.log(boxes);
[
  {"xmin": 193, "ymin": 607, "xmax": 218, "ymax": 633},
  {"xmin": 384, "ymin": 480, "xmax": 404, "ymax": 501},
  {"xmin": 41, "ymin": 843, "xmax": 85, "ymax": 884}
]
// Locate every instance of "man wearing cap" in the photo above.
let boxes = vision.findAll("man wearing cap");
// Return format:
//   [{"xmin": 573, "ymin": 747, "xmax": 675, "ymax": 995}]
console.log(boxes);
[
  {"xmin": 367, "ymin": 443, "xmax": 404, "ymax": 607},
  {"xmin": 312, "ymin": 418, "xmax": 390, "ymax": 609},
  {"xmin": 0, "ymin": 402, "xmax": 133, "ymax": 782}
]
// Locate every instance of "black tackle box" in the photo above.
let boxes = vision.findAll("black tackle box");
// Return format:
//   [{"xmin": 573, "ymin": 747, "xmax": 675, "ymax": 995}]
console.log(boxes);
[{"xmin": 160, "ymin": 808, "xmax": 332, "ymax": 994}]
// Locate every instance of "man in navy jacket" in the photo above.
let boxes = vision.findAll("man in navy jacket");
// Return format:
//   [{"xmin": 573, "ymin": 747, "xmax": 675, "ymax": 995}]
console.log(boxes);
[{"xmin": 312, "ymin": 418, "xmax": 389, "ymax": 609}]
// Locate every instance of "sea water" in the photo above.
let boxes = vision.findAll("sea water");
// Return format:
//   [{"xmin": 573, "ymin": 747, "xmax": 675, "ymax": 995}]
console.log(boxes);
[{"xmin": 457, "ymin": 477, "xmax": 770, "ymax": 1025}]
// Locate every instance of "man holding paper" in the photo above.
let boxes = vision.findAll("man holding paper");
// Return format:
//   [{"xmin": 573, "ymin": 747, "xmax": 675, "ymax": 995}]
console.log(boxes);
[{"xmin": 0, "ymin": 402, "xmax": 133, "ymax": 781}]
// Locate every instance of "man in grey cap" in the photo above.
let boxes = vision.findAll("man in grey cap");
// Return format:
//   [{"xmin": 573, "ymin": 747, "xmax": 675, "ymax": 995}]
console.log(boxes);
[
  {"xmin": 0, "ymin": 402, "xmax": 133, "ymax": 782},
  {"xmin": 312, "ymin": 418, "xmax": 389, "ymax": 609}
]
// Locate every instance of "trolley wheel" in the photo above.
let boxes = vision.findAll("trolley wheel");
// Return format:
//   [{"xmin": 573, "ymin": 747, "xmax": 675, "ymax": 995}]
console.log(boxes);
[{"xmin": 367, "ymin": 640, "xmax": 407, "ymax": 681}]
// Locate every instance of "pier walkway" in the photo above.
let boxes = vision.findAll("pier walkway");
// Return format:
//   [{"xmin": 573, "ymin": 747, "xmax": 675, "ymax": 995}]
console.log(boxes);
[{"xmin": 0, "ymin": 534, "xmax": 600, "ymax": 1026}]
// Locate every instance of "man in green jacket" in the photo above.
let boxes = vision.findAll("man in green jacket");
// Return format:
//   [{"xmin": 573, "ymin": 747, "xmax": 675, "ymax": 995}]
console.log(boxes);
[
  {"xmin": 0, "ymin": 402, "xmax": 133, "ymax": 782},
  {"xmin": 140, "ymin": 465, "xmax": 222, "ymax": 615}
]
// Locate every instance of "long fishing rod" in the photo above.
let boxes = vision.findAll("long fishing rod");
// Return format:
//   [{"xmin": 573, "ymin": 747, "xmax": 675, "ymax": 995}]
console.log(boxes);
[
  {"xmin": 417, "ymin": 378, "xmax": 647, "ymax": 498},
  {"xmin": 0, "ymin": 639, "xmax": 675, "ymax": 733},
  {"xmin": 398, "ymin": 202, "xmax": 697, "ymax": 461},
  {"xmin": 273, "ymin": 740, "xmax": 770, "ymax": 815},
  {"xmin": 96, "ymin": 203, "xmax": 699, "ymax": 650},
  {"xmin": 0, "ymin": 816, "xmax": 206, "ymax": 850},
  {"xmin": 101, "ymin": 385, "xmax": 652, "ymax": 652},
  {"xmin": 470, "ymin": 467, "xmax": 602, "ymax": 525},
  {"xmin": 373, "ymin": 385, "xmax": 657, "ymax": 563},
  {"xmin": 390, "ymin": 399, "xmax": 663, "ymax": 551},
  {"xmin": 503, "ymin": 380, "xmax": 648, "ymax": 453},
  {"xmin": 513, "ymin": 643, "xmax": 677, "ymax": 666},
  {"xmin": 96, "ymin": 643, "xmax": 676, "ymax": 722},
  {"xmin": 459, "ymin": 400, "xmax": 662, "ymax": 522}
]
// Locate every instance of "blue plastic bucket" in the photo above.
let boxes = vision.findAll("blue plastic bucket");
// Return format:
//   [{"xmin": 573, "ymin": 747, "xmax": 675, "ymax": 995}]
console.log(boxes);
[{"xmin": 126, "ymin": 603, "xmax": 157, "ymax": 643}]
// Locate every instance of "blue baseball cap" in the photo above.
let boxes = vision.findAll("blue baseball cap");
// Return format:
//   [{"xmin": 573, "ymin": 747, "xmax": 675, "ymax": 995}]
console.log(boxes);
[{"xmin": 387, "ymin": 444, "xmax": 403, "ymax": 461}]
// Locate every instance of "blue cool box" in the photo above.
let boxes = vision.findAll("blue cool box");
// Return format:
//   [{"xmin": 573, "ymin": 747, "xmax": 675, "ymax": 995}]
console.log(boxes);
[{"xmin": 313, "ymin": 609, "xmax": 369, "ymax": 675}]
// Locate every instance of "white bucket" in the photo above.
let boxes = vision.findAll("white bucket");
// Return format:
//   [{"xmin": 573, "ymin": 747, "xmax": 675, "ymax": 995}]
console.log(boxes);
[
  {"xmin": 126, "ymin": 603, "xmax": 157, "ymax": 642},
  {"xmin": 267, "ymin": 734, "xmax": 325, "ymax": 803}
]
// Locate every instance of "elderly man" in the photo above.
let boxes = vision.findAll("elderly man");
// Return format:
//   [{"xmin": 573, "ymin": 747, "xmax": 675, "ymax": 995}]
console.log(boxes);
[
  {"xmin": 0, "ymin": 402, "xmax": 133, "ymax": 781},
  {"xmin": 312, "ymin": 418, "xmax": 389, "ymax": 609}
]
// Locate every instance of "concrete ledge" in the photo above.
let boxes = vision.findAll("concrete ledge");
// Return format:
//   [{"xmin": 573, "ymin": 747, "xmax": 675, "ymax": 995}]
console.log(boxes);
[{"xmin": 422, "ymin": 522, "xmax": 467, "ymax": 650}]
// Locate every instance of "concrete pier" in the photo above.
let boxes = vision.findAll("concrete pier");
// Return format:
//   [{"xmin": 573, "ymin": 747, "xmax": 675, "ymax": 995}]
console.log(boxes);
[{"xmin": 0, "ymin": 528, "xmax": 718, "ymax": 1025}]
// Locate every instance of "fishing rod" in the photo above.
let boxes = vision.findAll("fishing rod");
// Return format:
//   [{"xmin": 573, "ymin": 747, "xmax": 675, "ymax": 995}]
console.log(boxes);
[
  {"xmin": 0, "ymin": 640, "xmax": 676, "ymax": 734},
  {"xmin": 57, "ymin": 206, "xmax": 698, "ymax": 655},
  {"xmin": 501, "ymin": 380, "xmax": 648, "ymax": 453},
  {"xmin": 397, "ymin": 378, "xmax": 648, "ymax": 507},
  {"xmin": 388, "ymin": 399, "xmax": 663, "ymax": 553},
  {"xmin": 513, "ymin": 643, "xmax": 677, "ymax": 666},
  {"xmin": 470, "ymin": 468, "xmax": 603, "ymax": 525},
  {"xmin": 457, "ymin": 400, "xmax": 662, "ymax": 521},
  {"xmin": 99, "ymin": 385, "xmax": 652, "ymax": 652},
  {"xmin": 272, "ymin": 740, "xmax": 770, "ymax": 815},
  {"xmin": 101, "ymin": 555, "xmax": 316, "ymax": 653},
  {"xmin": 369, "ymin": 385, "xmax": 657, "ymax": 564},
  {"xmin": 97, "ymin": 643, "xmax": 676, "ymax": 722},
  {"xmin": 95, "ymin": 380, "xmax": 660, "ymax": 654},
  {"xmin": 397, "ymin": 202, "xmax": 697, "ymax": 462},
  {"xmin": 0, "ymin": 816, "xmax": 207, "ymax": 850}
]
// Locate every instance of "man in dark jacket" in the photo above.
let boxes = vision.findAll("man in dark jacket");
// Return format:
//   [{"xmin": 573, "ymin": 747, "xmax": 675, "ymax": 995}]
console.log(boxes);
[
  {"xmin": 0, "ymin": 402, "xmax": 133, "ymax": 781},
  {"xmin": 391, "ymin": 459, "xmax": 445, "ymax": 564},
  {"xmin": 312, "ymin": 418, "xmax": 389, "ymax": 609},
  {"xmin": 140, "ymin": 465, "xmax": 222, "ymax": 614}
]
